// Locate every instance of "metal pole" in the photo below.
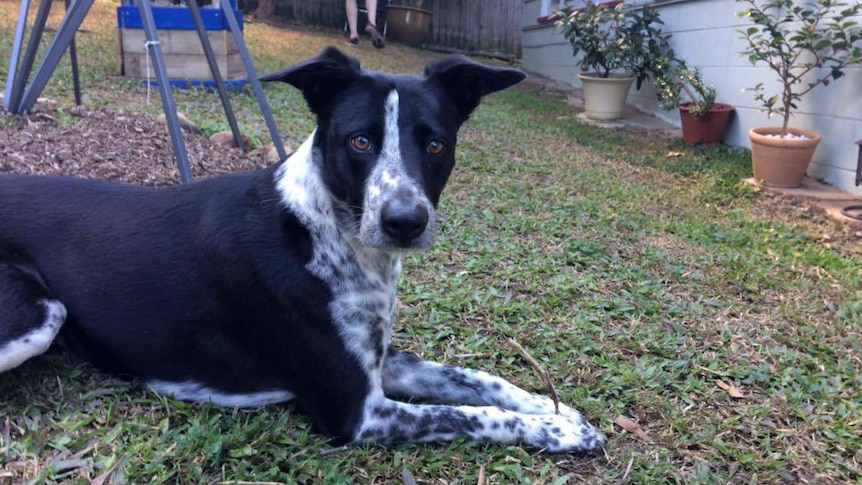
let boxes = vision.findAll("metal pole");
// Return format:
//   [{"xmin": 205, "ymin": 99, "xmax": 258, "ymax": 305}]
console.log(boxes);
[
  {"xmin": 66, "ymin": 0, "xmax": 83, "ymax": 106},
  {"xmin": 7, "ymin": 0, "xmax": 52, "ymax": 113},
  {"xmin": 855, "ymin": 140, "xmax": 862, "ymax": 186},
  {"xmin": 188, "ymin": 0, "xmax": 244, "ymax": 151},
  {"xmin": 4, "ymin": 0, "xmax": 31, "ymax": 111},
  {"xmin": 18, "ymin": 0, "xmax": 95, "ymax": 113},
  {"xmin": 136, "ymin": 0, "xmax": 193, "ymax": 183},
  {"xmin": 220, "ymin": 1, "xmax": 288, "ymax": 161}
]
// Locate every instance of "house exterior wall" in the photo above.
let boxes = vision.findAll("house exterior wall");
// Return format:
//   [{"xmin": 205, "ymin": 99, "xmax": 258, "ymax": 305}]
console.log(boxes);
[{"xmin": 522, "ymin": 0, "xmax": 862, "ymax": 195}]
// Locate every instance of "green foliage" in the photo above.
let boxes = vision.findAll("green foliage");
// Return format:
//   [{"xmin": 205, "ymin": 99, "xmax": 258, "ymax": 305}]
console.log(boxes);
[
  {"xmin": 556, "ymin": 2, "xmax": 671, "ymax": 89},
  {"xmin": 736, "ymin": 0, "xmax": 862, "ymax": 134},
  {"xmin": 654, "ymin": 57, "xmax": 717, "ymax": 118}
]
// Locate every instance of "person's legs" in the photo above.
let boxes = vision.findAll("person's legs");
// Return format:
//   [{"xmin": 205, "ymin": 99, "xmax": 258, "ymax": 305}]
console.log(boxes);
[
  {"xmin": 365, "ymin": 0, "xmax": 377, "ymax": 27},
  {"xmin": 364, "ymin": 0, "xmax": 385, "ymax": 48},
  {"xmin": 345, "ymin": 0, "xmax": 359, "ymax": 46}
]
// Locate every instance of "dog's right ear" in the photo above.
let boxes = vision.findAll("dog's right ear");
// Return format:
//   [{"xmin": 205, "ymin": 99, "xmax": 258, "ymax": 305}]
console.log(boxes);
[{"xmin": 259, "ymin": 47, "xmax": 362, "ymax": 116}]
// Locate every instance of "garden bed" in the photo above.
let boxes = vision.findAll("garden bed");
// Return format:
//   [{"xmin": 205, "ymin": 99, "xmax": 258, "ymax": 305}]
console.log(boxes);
[{"xmin": 0, "ymin": 103, "xmax": 264, "ymax": 185}]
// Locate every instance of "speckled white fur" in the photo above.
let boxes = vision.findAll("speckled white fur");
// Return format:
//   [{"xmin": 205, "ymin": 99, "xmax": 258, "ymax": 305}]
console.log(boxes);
[
  {"xmin": 148, "ymin": 380, "xmax": 295, "ymax": 407},
  {"xmin": 0, "ymin": 299, "xmax": 65, "ymax": 373}
]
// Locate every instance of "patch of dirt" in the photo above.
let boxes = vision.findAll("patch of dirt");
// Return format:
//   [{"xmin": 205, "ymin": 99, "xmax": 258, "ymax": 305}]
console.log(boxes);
[
  {"xmin": 748, "ymin": 188, "xmax": 862, "ymax": 255},
  {"xmin": 518, "ymin": 74, "xmax": 583, "ymax": 105},
  {"xmin": 0, "ymin": 103, "xmax": 267, "ymax": 185}
]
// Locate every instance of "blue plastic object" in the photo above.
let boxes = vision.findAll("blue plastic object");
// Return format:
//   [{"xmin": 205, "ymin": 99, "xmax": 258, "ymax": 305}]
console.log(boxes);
[{"xmin": 117, "ymin": 0, "xmax": 243, "ymax": 31}]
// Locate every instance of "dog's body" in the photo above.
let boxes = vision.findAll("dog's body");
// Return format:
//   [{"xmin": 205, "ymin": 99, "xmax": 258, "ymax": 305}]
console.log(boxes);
[{"xmin": 0, "ymin": 48, "xmax": 604, "ymax": 453}]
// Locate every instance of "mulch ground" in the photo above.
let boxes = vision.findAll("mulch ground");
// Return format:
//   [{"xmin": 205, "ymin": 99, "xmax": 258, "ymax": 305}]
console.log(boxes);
[{"xmin": 0, "ymin": 103, "xmax": 268, "ymax": 185}]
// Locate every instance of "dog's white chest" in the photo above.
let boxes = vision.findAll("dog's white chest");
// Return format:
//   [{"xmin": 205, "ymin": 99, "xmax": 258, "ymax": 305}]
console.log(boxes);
[
  {"xmin": 274, "ymin": 137, "xmax": 401, "ymax": 374},
  {"xmin": 323, "ymin": 244, "xmax": 401, "ymax": 373}
]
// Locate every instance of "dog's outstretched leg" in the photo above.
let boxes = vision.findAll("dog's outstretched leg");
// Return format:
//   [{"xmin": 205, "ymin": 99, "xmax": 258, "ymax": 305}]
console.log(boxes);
[
  {"xmin": 376, "ymin": 349, "xmax": 605, "ymax": 452},
  {"xmin": 0, "ymin": 262, "xmax": 67, "ymax": 373},
  {"xmin": 355, "ymin": 393, "xmax": 605, "ymax": 453},
  {"xmin": 383, "ymin": 349, "xmax": 585, "ymax": 416}
]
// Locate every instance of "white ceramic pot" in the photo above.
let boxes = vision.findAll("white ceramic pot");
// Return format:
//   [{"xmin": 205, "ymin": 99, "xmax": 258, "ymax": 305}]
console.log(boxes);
[{"xmin": 578, "ymin": 73, "xmax": 635, "ymax": 121}]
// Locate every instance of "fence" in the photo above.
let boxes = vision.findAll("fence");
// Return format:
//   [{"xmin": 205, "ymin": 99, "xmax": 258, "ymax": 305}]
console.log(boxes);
[
  {"xmin": 240, "ymin": 0, "xmax": 523, "ymax": 58},
  {"xmin": 424, "ymin": 0, "xmax": 522, "ymax": 58}
]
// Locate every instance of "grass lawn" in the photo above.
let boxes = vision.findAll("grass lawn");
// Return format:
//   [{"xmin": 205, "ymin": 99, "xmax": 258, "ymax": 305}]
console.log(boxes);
[{"xmin": 2, "ymin": 1, "xmax": 861, "ymax": 483}]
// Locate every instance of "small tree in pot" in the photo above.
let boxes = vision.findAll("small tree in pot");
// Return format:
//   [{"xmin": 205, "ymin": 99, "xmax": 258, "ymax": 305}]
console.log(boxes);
[
  {"xmin": 556, "ymin": 1, "xmax": 670, "ymax": 120},
  {"xmin": 737, "ymin": 0, "xmax": 862, "ymax": 187},
  {"xmin": 654, "ymin": 57, "xmax": 735, "ymax": 145}
]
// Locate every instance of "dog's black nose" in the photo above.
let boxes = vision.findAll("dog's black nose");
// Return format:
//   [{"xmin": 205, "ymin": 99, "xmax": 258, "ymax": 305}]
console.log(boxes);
[{"xmin": 381, "ymin": 199, "xmax": 429, "ymax": 243}]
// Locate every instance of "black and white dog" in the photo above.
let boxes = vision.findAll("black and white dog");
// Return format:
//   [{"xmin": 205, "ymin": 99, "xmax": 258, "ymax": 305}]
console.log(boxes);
[{"xmin": 0, "ymin": 48, "xmax": 604, "ymax": 453}]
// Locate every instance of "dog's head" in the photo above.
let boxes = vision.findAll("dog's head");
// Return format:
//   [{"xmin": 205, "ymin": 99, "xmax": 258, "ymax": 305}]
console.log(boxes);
[{"xmin": 261, "ymin": 48, "xmax": 525, "ymax": 251}]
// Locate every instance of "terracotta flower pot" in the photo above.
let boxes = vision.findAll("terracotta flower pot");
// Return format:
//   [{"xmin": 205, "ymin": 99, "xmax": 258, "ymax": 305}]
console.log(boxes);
[
  {"xmin": 679, "ymin": 102, "xmax": 734, "ymax": 145},
  {"xmin": 749, "ymin": 127, "xmax": 821, "ymax": 188},
  {"xmin": 578, "ymin": 73, "xmax": 634, "ymax": 121},
  {"xmin": 386, "ymin": 5, "xmax": 432, "ymax": 47}
]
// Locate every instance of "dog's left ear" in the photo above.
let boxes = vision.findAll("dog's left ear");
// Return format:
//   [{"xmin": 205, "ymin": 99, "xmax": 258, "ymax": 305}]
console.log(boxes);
[
  {"xmin": 424, "ymin": 55, "xmax": 526, "ymax": 121},
  {"xmin": 259, "ymin": 47, "xmax": 363, "ymax": 117}
]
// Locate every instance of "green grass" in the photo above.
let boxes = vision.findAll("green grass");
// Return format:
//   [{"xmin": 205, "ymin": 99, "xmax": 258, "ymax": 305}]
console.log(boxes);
[{"xmin": 2, "ymin": 1, "xmax": 862, "ymax": 483}]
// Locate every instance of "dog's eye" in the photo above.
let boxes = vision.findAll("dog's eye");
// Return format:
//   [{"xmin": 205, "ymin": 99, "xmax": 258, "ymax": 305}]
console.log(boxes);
[
  {"xmin": 350, "ymin": 135, "xmax": 372, "ymax": 152},
  {"xmin": 427, "ymin": 139, "xmax": 446, "ymax": 155}
]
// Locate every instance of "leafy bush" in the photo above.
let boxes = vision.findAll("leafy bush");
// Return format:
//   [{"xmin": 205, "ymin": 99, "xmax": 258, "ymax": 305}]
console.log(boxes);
[
  {"xmin": 556, "ymin": 1, "xmax": 671, "ymax": 89},
  {"xmin": 737, "ymin": 0, "xmax": 862, "ymax": 135},
  {"xmin": 654, "ymin": 57, "xmax": 717, "ymax": 118}
]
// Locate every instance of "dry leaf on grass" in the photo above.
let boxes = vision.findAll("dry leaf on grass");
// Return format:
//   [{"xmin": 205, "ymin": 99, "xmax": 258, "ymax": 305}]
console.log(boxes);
[
  {"xmin": 716, "ymin": 379, "xmax": 745, "ymax": 398},
  {"xmin": 613, "ymin": 415, "xmax": 650, "ymax": 441}
]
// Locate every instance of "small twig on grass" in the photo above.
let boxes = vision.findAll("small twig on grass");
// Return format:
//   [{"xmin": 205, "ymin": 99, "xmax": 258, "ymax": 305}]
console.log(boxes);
[
  {"xmin": 694, "ymin": 364, "xmax": 732, "ymax": 377},
  {"xmin": 89, "ymin": 459, "xmax": 123, "ymax": 485},
  {"xmin": 49, "ymin": 459, "xmax": 91, "ymax": 474},
  {"xmin": 318, "ymin": 445, "xmax": 351, "ymax": 456},
  {"xmin": 619, "ymin": 456, "xmax": 635, "ymax": 482},
  {"xmin": 1, "ymin": 418, "xmax": 11, "ymax": 458},
  {"xmin": 506, "ymin": 339, "xmax": 560, "ymax": 415},
  {"xmin": 219, "ymin": 481, "xmax": 284, "ymax": 485}
]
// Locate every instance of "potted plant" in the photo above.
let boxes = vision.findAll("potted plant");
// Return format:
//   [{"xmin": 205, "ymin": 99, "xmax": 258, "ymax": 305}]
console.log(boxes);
[
  {"xmin": 557, "ymin": 1, "xmax": 671, "ymax": 120},
  {"xmin": 655, "ymin": 57, "xmax": 735, "ymax": 145},
  {"xmin": 387, "ymin": 0, "xmax": 433, "ymax": 48},
  {"xmin": 737, "ymin": 0, "xmax": 862, "ymax": 187}
]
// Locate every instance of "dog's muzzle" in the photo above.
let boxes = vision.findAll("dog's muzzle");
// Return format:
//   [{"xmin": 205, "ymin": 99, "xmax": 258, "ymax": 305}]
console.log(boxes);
[
  {"xmin": 380, "ymin": 193, "xmax": 429, "ymax": 244},
  {"xmin": 360, "ymin": 166, "xmax": 437, "ymax": 250}
]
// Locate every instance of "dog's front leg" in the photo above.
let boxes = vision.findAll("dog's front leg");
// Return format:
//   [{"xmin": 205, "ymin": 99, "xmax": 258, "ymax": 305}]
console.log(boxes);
[
  {"xmin": 355, "ymin": 393, "xmax": 604, "ymax": 453},
  {"xmin": 381, "ymin": 349, "xmax": 597, "ymax": 423}
]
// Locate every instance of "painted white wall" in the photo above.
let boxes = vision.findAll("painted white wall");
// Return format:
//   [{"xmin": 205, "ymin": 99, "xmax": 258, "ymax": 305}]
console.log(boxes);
[{"xmin": 523, "ymin": 0, "xmax": 862, "ymax": 195}]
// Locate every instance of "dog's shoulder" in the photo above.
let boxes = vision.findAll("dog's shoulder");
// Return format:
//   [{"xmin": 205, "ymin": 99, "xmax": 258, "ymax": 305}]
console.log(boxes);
[{"xmin": 271, "ymin": 132, "xmax": 332, "ymax": 230}]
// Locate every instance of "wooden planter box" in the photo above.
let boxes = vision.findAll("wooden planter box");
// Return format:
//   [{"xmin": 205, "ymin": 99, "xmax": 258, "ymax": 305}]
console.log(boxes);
[{"xmin": 116, "ymin": 3, "xmax": 245, "ymax": 85}]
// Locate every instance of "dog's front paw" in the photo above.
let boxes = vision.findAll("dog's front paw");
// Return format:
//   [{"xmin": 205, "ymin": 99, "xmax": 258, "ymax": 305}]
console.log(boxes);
[
  {"xmin": 504, "ymin": 395, "xmax": 605, "ymax": 452},
  {"xmin": 538, "ymin": 412, "xmax": 605, "ymax": 454},
  {"xmin": 503, "ymin": 412, "xmax": 605, "ymax": 454}
]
